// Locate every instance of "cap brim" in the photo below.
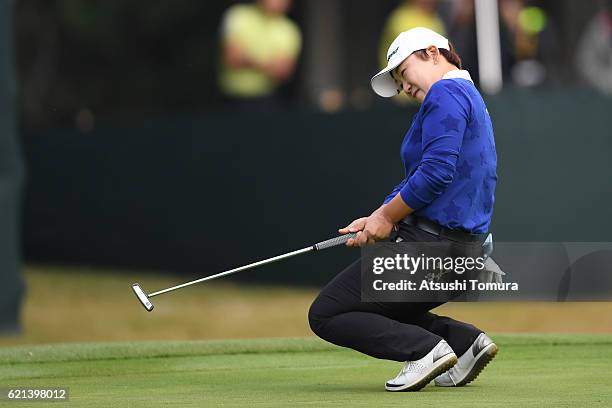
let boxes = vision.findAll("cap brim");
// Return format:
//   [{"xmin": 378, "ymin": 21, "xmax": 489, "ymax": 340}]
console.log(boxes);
[{"xmin": 370, "ymin": 62, "xmax": 402, "ymax": 98}]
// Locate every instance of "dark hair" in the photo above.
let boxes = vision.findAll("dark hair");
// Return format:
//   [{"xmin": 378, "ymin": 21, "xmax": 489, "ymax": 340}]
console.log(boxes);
[{"xmin": 413, "ymin": 41, "xmax": 463, "ymax": 69}]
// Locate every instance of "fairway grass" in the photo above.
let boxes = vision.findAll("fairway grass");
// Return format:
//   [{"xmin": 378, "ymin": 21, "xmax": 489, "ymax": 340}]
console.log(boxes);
[{"xmin": 1, "ymin": 334, "xmax": 612, "ymax": 407}]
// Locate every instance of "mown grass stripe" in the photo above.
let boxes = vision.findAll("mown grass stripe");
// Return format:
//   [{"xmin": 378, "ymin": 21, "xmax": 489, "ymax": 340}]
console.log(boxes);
[
  {"xmin": 0, "ymin": 337, "xmax": 335, "ymax": 365},
  {"xmin": 1, "ymin": 334, "xmax": 611, "ymax": 365}
]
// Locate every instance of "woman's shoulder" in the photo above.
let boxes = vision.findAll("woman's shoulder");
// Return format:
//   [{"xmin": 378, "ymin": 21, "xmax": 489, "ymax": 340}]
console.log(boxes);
[
  {"xmin": 420, "ymin": 79, "xmax": 476, "ymax": 119},
  {"xmin": 426, "ymin": 79, "xmax": 476, "ymax": 107},
  {"xmin": 428, "ymin": 78, "xmax": 473, "ymax": 96}
]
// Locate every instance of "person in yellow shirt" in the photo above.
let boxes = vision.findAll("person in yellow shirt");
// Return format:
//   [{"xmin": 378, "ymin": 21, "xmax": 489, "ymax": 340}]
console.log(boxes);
[
  {"xmin": 379, "ymin": 0, "xmax": 446, "ymax": 103},
  {"xmin": 219, "ymin": 0, "xmax": 302, "ymax": 110}
]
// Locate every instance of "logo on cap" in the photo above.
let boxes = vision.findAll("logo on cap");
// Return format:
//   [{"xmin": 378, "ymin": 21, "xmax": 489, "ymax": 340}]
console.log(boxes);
[{"xmin": 387, "ymin": 46, "xmax": 399, "ymax": 62}]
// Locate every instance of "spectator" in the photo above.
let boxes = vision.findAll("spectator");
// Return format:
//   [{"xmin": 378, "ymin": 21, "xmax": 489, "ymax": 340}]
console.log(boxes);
[
  {"xmin": 379, "ymin": 0, "xmax": 446, "ymax": 103},
  {"xmin": 379, "ymin": 0, "xmax": 447, "ymax": 69},
  {"xmin": 499, "ymin": 0, "xmax": 556, "ymax": 87},
  {"xmin": 218, "ymin": 0, "xmax": 302, "ymax": 111},
  {"xmin": 575, "ymin": 0, "xmax": 612, "ymax": 95}
]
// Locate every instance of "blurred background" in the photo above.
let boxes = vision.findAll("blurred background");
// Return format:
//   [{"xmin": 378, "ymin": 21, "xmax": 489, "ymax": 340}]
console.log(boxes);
[{"xmin": 1, "ymin": 0, "xmax": 612, "ymax": 345}]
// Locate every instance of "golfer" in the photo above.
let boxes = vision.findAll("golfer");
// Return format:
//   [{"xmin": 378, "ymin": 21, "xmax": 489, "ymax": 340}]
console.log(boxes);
[{"xmin": 309, "ymin": 27, "xmax": 498, "ymax": 392}]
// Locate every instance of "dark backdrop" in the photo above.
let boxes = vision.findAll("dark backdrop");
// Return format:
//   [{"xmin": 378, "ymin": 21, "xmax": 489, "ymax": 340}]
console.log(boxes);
[{"xmin": 22, "ymin": 90, "xmax": 612, "ymax": 285}]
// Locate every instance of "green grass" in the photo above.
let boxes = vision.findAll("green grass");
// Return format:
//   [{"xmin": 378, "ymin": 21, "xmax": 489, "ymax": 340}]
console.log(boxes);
[
  {"xmin": 7, "ymin": 267, "xmax": 612, "ymax": 348},
  {"xmin": 1, "ymin": 334, "xmax": 612, "ymax": 407}
]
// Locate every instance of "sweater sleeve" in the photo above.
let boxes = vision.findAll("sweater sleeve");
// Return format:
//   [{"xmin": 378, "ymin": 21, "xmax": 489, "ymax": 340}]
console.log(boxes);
[
  {"xmin": 383, "ymin": 178, "xmax": 407, "ymax": 204},
  {"xmin": 399, "ymin": 82, "xmax": 469, "ymax": 210}
]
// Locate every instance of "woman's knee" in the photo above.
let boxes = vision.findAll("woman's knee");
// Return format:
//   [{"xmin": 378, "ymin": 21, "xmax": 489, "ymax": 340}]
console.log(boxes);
[{"xmin": 307, "ymin": 297, "xmax": 329, "ymax": 337}]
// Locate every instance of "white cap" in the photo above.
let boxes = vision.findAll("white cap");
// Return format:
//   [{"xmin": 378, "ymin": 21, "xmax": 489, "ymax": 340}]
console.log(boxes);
[{"xmin": 370, "ymin": 27, "xmax": 450, "ymax": 97}]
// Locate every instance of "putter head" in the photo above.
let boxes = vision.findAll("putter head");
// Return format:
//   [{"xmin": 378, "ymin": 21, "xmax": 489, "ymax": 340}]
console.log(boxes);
[{"xmin": 132, "ymin": 283, "xmax": 154, "ymax": 312}]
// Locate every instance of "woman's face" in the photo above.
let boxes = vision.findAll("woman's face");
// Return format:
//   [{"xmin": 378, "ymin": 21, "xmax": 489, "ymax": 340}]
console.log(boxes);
[
  {"xmin": 260, "ymin": 0, "xmax": 291, "ymax": 15},
  {"xmin": 391, "ymin": 52, "xmax": 436, "ymax": 103}
]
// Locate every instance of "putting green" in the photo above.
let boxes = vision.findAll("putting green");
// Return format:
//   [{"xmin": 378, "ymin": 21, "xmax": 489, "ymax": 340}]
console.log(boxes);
[{"xmin": 1, "ymin": 334, "xmax": 611, "ymax": 407}]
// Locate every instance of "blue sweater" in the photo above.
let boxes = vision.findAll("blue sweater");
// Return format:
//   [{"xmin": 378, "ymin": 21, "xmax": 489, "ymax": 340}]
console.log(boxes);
[{"xmin": 384, "ymin": 78, "xmax": 497, "ymax": 234}]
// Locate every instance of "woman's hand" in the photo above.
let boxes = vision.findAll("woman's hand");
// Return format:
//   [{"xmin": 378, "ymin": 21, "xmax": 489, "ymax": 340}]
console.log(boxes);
[
  {"xmin": 339, "ymin": 213, "xmax": 395, "ymax": 247},
  {"xmin": 339, "ymin": 217, "xmax": 368, "ymax": 235}
]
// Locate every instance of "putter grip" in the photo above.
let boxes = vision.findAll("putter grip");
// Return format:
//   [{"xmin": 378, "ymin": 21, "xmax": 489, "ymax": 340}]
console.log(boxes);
[{"xmin": 314, "ymin": 233, "xmax": 358, "ymax": 251}]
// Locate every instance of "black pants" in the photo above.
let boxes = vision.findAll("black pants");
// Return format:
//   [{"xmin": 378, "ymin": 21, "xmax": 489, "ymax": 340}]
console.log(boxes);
[{"xmin": 308, "ymin": 223, "xmax": 483, "ymax": 362}]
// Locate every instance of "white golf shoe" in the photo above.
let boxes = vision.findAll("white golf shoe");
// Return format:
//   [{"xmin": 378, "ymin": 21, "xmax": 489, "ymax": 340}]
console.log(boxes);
[
  {"xmin": 385, "ymin": 340, "xmax": 457, "ymax": 392},
  {"xmin": 434, "ymin": 333, "xmax": 498, "ymax": 387}
]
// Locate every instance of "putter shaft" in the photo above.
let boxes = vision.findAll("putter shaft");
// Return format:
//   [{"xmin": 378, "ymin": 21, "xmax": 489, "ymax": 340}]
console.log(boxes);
[
  {"xmin": 132, "ymin": 232, "xmax": 357, "ymax": 311},
  {"xmin": 148, "ymin": 246, "xmax": 313, "ymax": 297}
]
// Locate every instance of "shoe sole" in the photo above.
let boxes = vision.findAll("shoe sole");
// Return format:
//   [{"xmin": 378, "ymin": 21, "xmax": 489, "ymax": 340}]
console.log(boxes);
[
  {"xmin": 437, "ymin": 343, "xmax": 498, "ymax": 387},
  {"xmin": 385, "ymin": 353, "xmax": 458, "ymax": 392}
]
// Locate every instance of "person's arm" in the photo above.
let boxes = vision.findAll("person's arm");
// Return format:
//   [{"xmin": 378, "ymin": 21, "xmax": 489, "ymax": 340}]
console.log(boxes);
[
  {"xmin": 223, "ymin": 42, "xmax": 296, "ymax": 83},
  {"xmin": 265, "ymin": 22, "xmax": 301, "ymax": 83},
  {"xmin": 382, "ymin": 178, "xmax": 407, "ymax": 205},
  {"xmin": 223, "ymin": 41, "xmax": 255, "ymax": 69},
  {"xmin": 397, "ymin": 88, "xmax": 468, "ymax": 211},
  {"xmin": 340, "ymin": 197, "xmax": 414, "ymax": 247},
  {"xmin": 262, "ymin": 57, "xmax": 296, "ymax": 82},
  {"xmin": 220, "ymin": 6, "xmax": 263, "ymax": 71},
  {"xmin": 347, "ymin": 83, "xmax": 468, "ymax": 246},
  {"xmin": 376, "ymin": 193, "xmax": 414, "ymax": 223},
  {"xmin": 339, "ymin": 178, "xmax": 409, "ymax": 244}
]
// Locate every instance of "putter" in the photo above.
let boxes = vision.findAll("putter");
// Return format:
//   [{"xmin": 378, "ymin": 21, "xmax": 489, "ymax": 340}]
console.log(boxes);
[{"xmin": 132, "ymin": 232, "xmax": 357, "ymax": 312}]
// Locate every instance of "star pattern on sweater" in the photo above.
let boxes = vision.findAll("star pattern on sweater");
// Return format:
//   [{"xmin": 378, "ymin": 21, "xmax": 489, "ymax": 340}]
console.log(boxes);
[
  {"xmin": 440, "ymin": 113, "xmax": 460, "ymax": 132},
  {"xmin": 480, "ymin": 151, "xmax": 488, "ymax": 166},
  {"xmin": 469, "ymin": 117, "xmax": 480, "ymax": 139},
  {"xmin": 457, "ymin": 160, "xmax": 473, "ymax": 180},
  {"xmin": 483, "ymin": 197, "xmax": 493, "ymax": 213},
  {"xmin": 443, "ymin": 200, "xmax": 461, "ymax": 221},
  {"xmin": 429, "ymin": 95, "xmax": 442, "ymax": 110},
  {"xmin": 467, "ymin": 189, "xmax": 476, "ymax": 207},
  {"xmin": 408, "ymin": 131, "xmax": 421, "ymax": 146}
]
